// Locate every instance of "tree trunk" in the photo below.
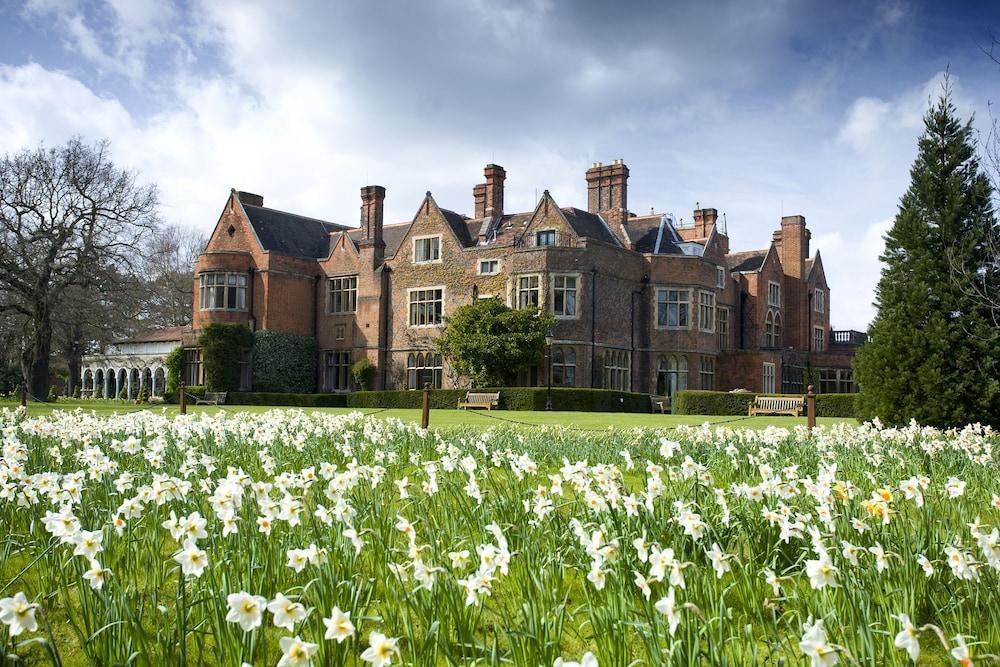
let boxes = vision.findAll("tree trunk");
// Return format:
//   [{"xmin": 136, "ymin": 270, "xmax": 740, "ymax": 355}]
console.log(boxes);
[
  {"xmin": 66, "ymin": 355, "xmax": 80, "ymax": 397},
  {"xmin": 29, "ymin": 307, "xmax": 52, "ymax": 401}
]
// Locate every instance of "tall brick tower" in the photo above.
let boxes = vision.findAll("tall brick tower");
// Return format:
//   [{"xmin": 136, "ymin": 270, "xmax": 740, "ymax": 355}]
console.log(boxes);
[{"xmin": 586, "ymin": 159, "xmax": 629, "ymax": 245}]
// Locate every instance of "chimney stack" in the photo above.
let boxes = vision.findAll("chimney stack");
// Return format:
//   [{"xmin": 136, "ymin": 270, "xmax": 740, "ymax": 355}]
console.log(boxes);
[
  {"xmin": 473, "ymin": 183, "xmax": 487, "ymax": 218},
  {"xmin": 585, "ymin": 159, "xmax": 628, "ymax": 224},
  {"xmin": 360, "ymin": 185, "xmax": 386, "ymax": 266},
  {"xmin": 237, "ymin": 191, "xmax": 263, "ymax": 207},
  {"xmin": 484, "ymin": 164, "xmax": 505, "ymax": 218}
]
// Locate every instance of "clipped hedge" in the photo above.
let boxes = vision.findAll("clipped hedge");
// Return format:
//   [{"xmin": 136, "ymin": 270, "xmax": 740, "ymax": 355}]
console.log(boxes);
[
  {"xmin": 252, "ymin": 330, "xmax": 318, "ymax": 393},
  {"xmin": 815, "ymin": 394, "xmax": 858, "ymax": 418},
  {"xmin": 346, "ymin": 387, "xmax": 652, "ymax": 413},
  {"xmin": 673, "ymin": 390, "xmax": 859, "ymax": 418},
  {"xmin": 673, "ymin": 390, "xmax": 757, "ymax": 416},
  {"xmin": 227, "ymin": 392, "xmax": 347, "ymax": 407}
]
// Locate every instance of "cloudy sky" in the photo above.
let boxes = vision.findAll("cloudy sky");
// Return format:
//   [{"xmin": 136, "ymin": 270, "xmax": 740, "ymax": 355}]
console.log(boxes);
[{"xmin": 1, "ymin": 0, "xmax": 998, "ymax": 329}]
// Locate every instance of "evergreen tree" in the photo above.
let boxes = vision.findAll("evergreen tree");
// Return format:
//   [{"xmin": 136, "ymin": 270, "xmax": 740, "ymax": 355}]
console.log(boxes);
[{"xmin": 855, "ymin": 83, "xmax": 1000, "ymax": 427}]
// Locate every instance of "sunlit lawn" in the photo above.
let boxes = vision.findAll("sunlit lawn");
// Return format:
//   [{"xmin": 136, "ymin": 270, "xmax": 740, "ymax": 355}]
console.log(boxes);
[{"xmin": 0, "ymin": 398, "xmax": 853, "ymax": 430}]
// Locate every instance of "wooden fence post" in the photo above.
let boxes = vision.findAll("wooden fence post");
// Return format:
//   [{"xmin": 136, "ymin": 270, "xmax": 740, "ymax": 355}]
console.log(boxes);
[
  {"xmin": 806, "ymin": 384, "xmax": 816, "ymax": 430},
  {"xmin": 421, "ymin": 382, "xmax": 430, "ymax": 429},
  {"xmin": 179, "ymin": 379, "xmax": 187, "ymax": 415}
]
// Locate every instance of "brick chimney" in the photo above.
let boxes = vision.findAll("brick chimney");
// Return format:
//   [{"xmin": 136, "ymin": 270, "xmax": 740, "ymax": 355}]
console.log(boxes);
[
  {"xmin": 473, "ymin": 183, "xmax": 487, "ymax": 218},
  {"xmin": 691, "ymin": 207, "xmax": 718, "ymax": 238},
  {"xmin": 484, "ymin": 164, "xmax": 506, "ymax": 218},
  {"xmin": 237, "ymin": 191, "xmax": 263, "ymax": 207},
  {"xmin": 586, "ymin": 159, "xmax": 628, "ymax": 224},
  {"xmin": 778, "ymin": 215, "xmax": 809, "ymax": 278},
  {"xmin": 359, "ymin": 185, "xmax": 386, "ymax": 266}
]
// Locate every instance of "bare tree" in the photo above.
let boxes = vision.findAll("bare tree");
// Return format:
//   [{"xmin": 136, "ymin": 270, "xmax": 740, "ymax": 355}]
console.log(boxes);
[
  {"xmin": 138, "ymin": 223, "xmax": 206, "ymax": 328},
  {"xmin": 0, "ymin": 138, "xmax": 159, "ymax": 400}
]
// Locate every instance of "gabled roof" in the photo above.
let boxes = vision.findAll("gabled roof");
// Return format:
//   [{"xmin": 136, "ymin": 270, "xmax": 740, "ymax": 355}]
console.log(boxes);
[
  {"xmin": 726, "ymin": 249, "xmax": 768, "ymax": 273},
  {"xmin": 560, "ymin": 207, "xmax": 621, "ymax": 247},
  {"xmin": 628, "ymin": 214, "xmax": 686, "ymax": 254},
  {"xmin": 242, "ymin": 204, "xmax": 349, "ymax": 258},
  {"xmin": 440, "ymin": 208, "xmax": 474, "ymax": 246},
  {"xmin": 346, "ymin": 221, "xmax": 412, "ymax": 258}
]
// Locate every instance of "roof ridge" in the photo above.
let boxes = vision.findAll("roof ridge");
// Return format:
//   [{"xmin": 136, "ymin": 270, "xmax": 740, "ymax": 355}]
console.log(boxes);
[{"xmin": 244, "ymin": 203, "xmax": 349, "ymax": 230}]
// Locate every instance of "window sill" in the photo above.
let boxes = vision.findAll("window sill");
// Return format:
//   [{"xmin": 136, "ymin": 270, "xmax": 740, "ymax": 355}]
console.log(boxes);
[{"xmin": 200, "ymin": 308, "xmax": 248, "ymax": 312}]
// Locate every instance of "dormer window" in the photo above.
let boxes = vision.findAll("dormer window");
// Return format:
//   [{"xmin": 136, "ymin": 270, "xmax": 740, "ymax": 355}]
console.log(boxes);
[
  {"xmin": 413, "ymin": 236, "xmax": 441, "ymax": 263},
  {"xmin": 536, "ymin": 230, "xmax": 556, "ymax": 247}
]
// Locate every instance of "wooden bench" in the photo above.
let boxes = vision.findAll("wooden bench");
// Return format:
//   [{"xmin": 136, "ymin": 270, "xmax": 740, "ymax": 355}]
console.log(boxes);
[
  {"xmin": 748, "ymin": 395, "xmax": 803, "ymax": 417},
  {"xmin": 196, "ymin": 391, "xmax": 227, "ymax": 406},
  {"xmin": 651, "ymin": 395, "xmax": 670, "ymax": 414},
  {"xmin": 457, "ymin": 392, "xmax": 500, "ymax": 410}
]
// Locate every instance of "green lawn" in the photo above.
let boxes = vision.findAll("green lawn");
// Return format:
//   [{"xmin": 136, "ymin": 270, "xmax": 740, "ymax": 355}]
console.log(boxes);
[{"xmin": 0, "ymin": 398, "xmax": 853, "ymax": 430}]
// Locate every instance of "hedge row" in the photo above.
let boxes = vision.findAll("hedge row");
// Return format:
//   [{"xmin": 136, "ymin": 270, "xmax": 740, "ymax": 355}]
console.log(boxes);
[
  {"xmin": 227, "ymin": 392, "xmax": 347, "ymax": 408},
  {"xmin": 673, "ymin": 390, "xmax": 858, "ymax": 418},
  {"xmin": 347, "ymin": 387, "xmax": 652, "ymax": 413}
]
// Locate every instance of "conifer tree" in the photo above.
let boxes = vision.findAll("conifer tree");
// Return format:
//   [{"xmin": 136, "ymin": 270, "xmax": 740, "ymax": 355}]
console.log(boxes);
[{"xmin": 855, "ymin": 82, "xmax": 1000, "ymax": 427}]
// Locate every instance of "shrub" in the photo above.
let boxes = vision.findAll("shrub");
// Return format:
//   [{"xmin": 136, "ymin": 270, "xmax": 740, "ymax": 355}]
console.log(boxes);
[
  {"xmin": 673, "ymin": 390, "xmax": 860, "ymax": 419},
  {"xmin": 226, "ymin": 392, "xmax": 347, "ymax": 407},
  {"xmin": 165, "ymin": 346, "xmax": 184, "ymax": 394},
  {"xmin": 673, "ymin": 390, "xmax": 757, "ymax": 416},
  {"xmin": 252, "ymin": 330, "xmax": 318, "ymax": 393},
  {"xmin": 815, "ymin": 393, "xmax": 857, "ymax": 418},
  {"xmin": 346, "ymin": 387, "xmax": 651, "ymax": 413},
  {"xmin": 351, "ymin": 359, "xmax": 376, "ymax": 391},
  {"xmin": 0, "ymin": 367, "xmax": 19, "ymax": 394},
  {"xmin": 199, "ymin": 323, "xmax": 253, "ymax": 392}
]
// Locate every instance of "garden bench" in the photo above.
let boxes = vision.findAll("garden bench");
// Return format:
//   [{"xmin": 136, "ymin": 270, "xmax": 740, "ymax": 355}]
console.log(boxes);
[
  {"xmin": 196, "ymin": 391, "xmax": 227, "ymax": 406},
  {"xmin": 651, "ymin": 395, "xmax": 670, "ymax": 414},
  {"xmin": 748, "ymin": 395, "xmax": 803, "ymax": 417},
  {"xmin": 457, "ymin": 392, "xmax": 500, "ymax": 410}
]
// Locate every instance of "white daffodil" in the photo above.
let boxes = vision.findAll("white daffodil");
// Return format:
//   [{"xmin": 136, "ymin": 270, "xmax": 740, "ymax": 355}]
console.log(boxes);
[
  {"xmin": 277, "ymin": 635, "xmax": 319, "ymax": 667},
  {"xmin": 554, "ymin": 652, "xmax": 598, "ymax": 667},
  {"xmin": 0, "ymin": 592, "xmax": 39, "ymax": 637},
  {"xmin": 174, "ymin": 543, "xmax": 208, "ymax": 578},
  {"xmin": 268, "ymin": 593, "xmax": 308, "ymax": 631},
  {"xmin": 72, "ymin": 530, "xmax": 103, "ymax": 560},
  {"xmin": 225, "ymin": 591, "xmax": 266, "ymax": 632},
  {"xmin": 360, "ymin": 631, "xmax": 400, "ymax": 667},
  {"xmin": 799, "ymin": 618, "xmax": 839, "ymax": 667},
  {"xmin": 322, "ymin": 606, "xmax": 355, "ymax": 643},
  {"xmin": 654, "ymin": 588, "xmax": 681, "ymax": 636},
  {"xmin": 82, "ymin": 560, "xmax": 109, "ymax": 590},
  {"xmin": 893, "ymin": 613, "xmax": 920, "ymax": 662}
]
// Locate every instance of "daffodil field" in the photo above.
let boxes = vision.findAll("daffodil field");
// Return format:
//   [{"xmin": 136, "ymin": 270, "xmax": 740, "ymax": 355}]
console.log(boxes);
[{"xmin": 1, "ymin": 408, "xmax": 998, "ymax": 666}]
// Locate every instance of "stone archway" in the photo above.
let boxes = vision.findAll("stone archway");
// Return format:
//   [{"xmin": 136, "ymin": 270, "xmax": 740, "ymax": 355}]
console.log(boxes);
[
  {"xmin": 117, "ymin": 369, "xmax": 128, "ymax": 399},
  {"xmin": 82, "ymin": 369, "xmax": 93, "ymax": 396},
  {"xmin": 94, "ymin": 369, "xmax": 104, "ymax": 398},
  {"xmin": 128, "ymin": 368, "xmax": 140, "ymax": 400},
  {"xmin": 141, "ymin": 368, "xmax": 153, "ymax": 398},
  {"xmin": 153, "ymin": 367, "xmax": 166, "ymax": 397}
]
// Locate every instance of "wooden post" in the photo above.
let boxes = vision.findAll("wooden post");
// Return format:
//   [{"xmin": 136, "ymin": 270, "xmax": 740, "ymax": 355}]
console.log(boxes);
[
  {"xmin": 20, "ymin": 381, "xmax": 27, "ymax": 408},
  {"xmin": 806, "ymin": 384, "xmax": 816, "ymax": 430},
  {"xmin": 179, "ymin": 379, "xmax": 187, "ymax": 415},
  {"xmin": 421, "ymin": 382, "xmax": 430, "ymax": 429}
]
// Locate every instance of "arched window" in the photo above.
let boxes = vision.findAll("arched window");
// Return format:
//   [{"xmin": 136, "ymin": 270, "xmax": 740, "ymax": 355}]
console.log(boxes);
[
  {"xmin": 551, "ymin": 346, "xmax": 576, "ymax": 386},
  {"xmin": 773, "ymin": 312, "xmax": 782, "ymax": 348},
  {"xmin": 765, "ymin": 310, "xmax": 776, "ymax": 348},
  {"xmin": 655, "ymin": 355, "xmax": 688, "ymax": 396},
  {"xmin": 407, "ymin": 352, "xmax": 443, "ymax": 390}
]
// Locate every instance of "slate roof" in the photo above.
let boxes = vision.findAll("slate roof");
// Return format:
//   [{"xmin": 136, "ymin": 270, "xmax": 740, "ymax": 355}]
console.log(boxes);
[
  {"xmin": 560, "ymin": 207, "xmax": 621, "ymax": 246},
  {"xmin": 626, "ymin": 215, "xmax": 686, "ymax": 254},
  {"xmin": 440, "ymin": 208, "xmax": 474, "ymax": 246},
  {"xmin": 117, "ymin": 326, "xmax": 190, "ymax": 344},
  {"xmin": 346, "ymin": 222, "xmax": 412, "ymax": 258},
  {"xmin": 242, "ymin": 204, "xmax": 349, "ymax": 258},
  {"xmin": 726, "ymin": 249, "xmax": 768, "ymax": 273}
]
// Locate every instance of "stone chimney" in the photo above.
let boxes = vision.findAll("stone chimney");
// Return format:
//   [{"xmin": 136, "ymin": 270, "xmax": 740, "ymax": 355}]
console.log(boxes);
[
  {"xmin": 237, "ymin": 191, "xmax": 263, "ymax": 207},
  {"xmin": 586, "ymin": 159, "xmax": 628, "ymax": 224},
  {"xmin": 359, "ymin": 185, "xmax": 386, "ymax": 267}
]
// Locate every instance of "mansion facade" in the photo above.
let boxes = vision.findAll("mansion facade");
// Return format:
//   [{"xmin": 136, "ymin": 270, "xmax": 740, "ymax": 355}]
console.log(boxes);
[{"xmin": 82, "ymin": 160, "xmax": 864, "ymax": 400}]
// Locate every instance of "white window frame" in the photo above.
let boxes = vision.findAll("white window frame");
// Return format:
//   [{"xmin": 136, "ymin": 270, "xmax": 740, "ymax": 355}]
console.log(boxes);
[
  {"xmin": 551, "ymin": 273, "xmax": 579, "ymax": 319},
  {"xmin": 814, "ymin": 326, "xmax": 826, "ymax": 352},
  {"xmin": 199, "ymin": 272, "xmax": 248, "ymax": 311},
  {"xmin": 717, "ymin": 266, "xmax": 726, "ymax": 289},
  {"xmin": 412, "ymin": 235, "xmax": 442, "ymax": 264},
  {"xmin": 515, "ymin": 274, "xmax": 542, "ymax": 310},
  {"xmin": 656, "ymin": 287, "xmax": 691, "ymax": 329},
  {"xmin": 478, "ymin": 259, "xmax": 500, "ymax": 275},
  {"xmin": 814, "ymin": 288, "xmax": 825, "ymax": 313},
  {"xmin": 698, "ymin": 290, "xmax": 716, "ymax": 333},
  {"xmin": 767, "ymin": 280, "xmax": 781, "ymax": 308},
  {"xmin": 763, "ymin": 362, "xmax": 776, "ymax": 394},
  {"xmin": 407, "ymin": 286, "xmax": 445, "ymax": 328},
  {"xmin": 328, "ymin": 275, "xmax": 358, "ymax": 314}
]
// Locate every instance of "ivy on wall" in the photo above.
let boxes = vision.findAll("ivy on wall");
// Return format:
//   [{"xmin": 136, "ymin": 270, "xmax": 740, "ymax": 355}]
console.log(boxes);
[
  {"xmin": 199, "ymin": 323, "xmax": 254, "ymax": 392},
  {"xmin": 165, "ymin": 346, "xmax": 184, "ymax": 395},
  {"xmin": 252, "ymin": 330, "xmax": 318, "ymax": 393}
]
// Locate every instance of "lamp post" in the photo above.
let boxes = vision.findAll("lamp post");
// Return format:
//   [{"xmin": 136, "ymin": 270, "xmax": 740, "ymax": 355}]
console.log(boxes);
[{"xmin": 544, "ymin": 328, "xmax": 553, "ymax": 411}]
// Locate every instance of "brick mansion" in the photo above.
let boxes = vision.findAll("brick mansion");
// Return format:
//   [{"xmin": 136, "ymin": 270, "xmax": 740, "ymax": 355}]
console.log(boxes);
[{"xmin": 81, "ymin": 160, "xmax": 864, "ymax": 400}]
